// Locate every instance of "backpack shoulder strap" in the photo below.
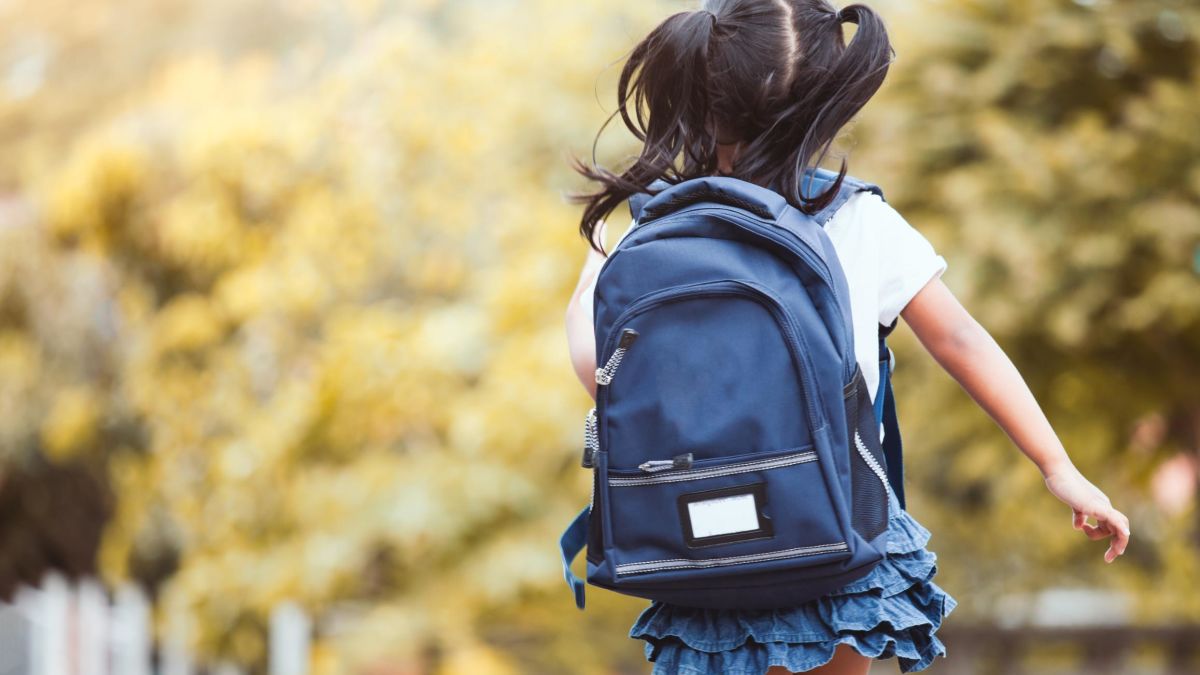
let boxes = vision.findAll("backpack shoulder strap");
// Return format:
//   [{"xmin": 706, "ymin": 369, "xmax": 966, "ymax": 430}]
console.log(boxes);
[
  {"xmin": 801, "ymin": 168, "xmax": 885, "ymax": 225},
  {"xmin": 875, "ymin": 317, "xmax": 906, "ymax": 509},
  {"xmin": 558, "ymin": 505, "xmax": 590, "ymax": 609}
]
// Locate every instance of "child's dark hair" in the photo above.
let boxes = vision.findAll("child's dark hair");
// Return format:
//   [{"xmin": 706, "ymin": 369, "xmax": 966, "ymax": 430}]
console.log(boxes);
[{"xmin": 569, "ymin": 0, "xmax": 894, "ymax": 252}]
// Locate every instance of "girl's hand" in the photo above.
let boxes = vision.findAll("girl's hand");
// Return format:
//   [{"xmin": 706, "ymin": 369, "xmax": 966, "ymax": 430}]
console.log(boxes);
[{"xmin": 1042, "ymin": 465, "xmax": 1131, "ymax": 563}]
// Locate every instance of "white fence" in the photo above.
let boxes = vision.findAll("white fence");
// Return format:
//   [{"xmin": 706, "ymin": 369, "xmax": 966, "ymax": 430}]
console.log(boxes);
[{"xmin": 0, "ymin": 573, "xmax": 311, "ymax": 675}]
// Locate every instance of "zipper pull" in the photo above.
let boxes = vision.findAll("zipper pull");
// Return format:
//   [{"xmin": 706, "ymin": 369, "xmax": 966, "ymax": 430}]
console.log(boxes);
[
  {"xmin": 581, "ymin": 408, "xmax": 598, "ymax": 469},
  {"xmin": 595, "ymin": 329, "xmax": 639, "ymax": 386},
  {"xmin": 638, "ymin": 452, "xmax": 694, "ymax": 474}
]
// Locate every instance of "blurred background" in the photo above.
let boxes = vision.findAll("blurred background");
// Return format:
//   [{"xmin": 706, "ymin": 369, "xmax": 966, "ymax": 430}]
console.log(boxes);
[{"xmin": 0, "ymin": 0, "xmax": 1197, "ymax": 673}]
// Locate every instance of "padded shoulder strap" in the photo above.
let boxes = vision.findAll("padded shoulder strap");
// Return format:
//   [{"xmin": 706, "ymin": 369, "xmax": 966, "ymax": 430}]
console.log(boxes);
[{"xmin": 799, "ymin": 168, "xmax": 885, "ymax": 225}]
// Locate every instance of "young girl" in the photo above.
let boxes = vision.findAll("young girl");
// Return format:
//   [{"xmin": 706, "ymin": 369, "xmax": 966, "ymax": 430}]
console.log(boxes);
[{"xmin": 564, "ymin": 1, "xmax": 1132, "ymax": 673}]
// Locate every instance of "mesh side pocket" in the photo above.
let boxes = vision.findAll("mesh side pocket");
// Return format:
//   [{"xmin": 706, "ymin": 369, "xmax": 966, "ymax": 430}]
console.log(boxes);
[
  {"xmin": 844, "ymin": 366, "xmax": 889, "ymax": 542},
  {"xmin": 850, "ymin": 430, "xmax": 889, "ymax": 541}
]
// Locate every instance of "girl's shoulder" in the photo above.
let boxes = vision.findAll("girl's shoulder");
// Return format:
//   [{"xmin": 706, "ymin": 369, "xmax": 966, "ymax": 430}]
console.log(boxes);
[
  {"xmin": 826, "ymin": 188, "xmax": 898, "ymax": 232},
  {"xmin": 826, "ymin": 189, "xmax": 941, "ymax": 257},
  {"xmin": 828, "ymin": 189, "xmax": 948, "ymax": 325}
]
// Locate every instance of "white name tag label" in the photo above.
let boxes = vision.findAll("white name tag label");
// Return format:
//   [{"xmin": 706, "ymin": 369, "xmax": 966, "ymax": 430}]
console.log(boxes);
[{"xmin": 687, "ymin": 493, "xmax": 761, "ymax": 538}]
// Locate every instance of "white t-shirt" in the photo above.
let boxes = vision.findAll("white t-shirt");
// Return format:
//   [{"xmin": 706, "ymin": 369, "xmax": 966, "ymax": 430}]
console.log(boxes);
[{"xmin": 585, "ymin": 190, "xmax": 946, "ymax": 406}]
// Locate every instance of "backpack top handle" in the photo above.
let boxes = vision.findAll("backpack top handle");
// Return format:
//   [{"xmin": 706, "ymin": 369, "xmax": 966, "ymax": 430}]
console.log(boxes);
[
  {"xmin": 630, "ymin": 169, "xmax": 880, "ymax": 226},
  {"xmin": 637, "ymin": 176, "xmax": 787, "ymax": 223}
]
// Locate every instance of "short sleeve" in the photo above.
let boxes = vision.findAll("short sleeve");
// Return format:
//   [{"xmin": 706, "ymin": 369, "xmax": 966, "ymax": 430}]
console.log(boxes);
[{"xmin": 871, "ymin": 196, "xmax": 948, "ymax": 325}]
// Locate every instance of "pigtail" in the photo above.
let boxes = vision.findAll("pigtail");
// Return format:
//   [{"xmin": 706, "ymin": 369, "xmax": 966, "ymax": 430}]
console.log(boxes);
[
  {"xmin": 568, "ymin": 10, "xmax": 719, "ymax": 253},
  {"xmin": 761, "ymin": 2, "xmax": 894, "ymax": 215}
]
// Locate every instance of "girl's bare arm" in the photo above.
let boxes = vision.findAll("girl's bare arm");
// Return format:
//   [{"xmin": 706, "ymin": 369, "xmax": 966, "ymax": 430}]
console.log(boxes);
[
  {"xmin": 565, "ymin": 222, "xmax": 608, "ymax": 401},
  {"xmin": 900, "ymin": 277, "xmax": 1131, "ymax": 563}
]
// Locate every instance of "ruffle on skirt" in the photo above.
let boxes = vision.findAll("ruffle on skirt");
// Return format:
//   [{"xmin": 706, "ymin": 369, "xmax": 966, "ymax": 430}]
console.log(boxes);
[{"xmin": 629, "ymin": 487, "xmax": 957, "ymax": 674}]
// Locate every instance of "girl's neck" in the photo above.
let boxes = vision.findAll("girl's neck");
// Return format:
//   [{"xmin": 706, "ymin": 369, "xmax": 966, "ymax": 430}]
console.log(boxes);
[{"xmin": 716, "ymin": 141, "xmax": 740, "ymax": 175}]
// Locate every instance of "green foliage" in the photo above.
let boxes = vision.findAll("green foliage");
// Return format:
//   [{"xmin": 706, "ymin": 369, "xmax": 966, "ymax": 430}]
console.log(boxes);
[{"xmin": 856, "ymin": 0, "xmax": 1200, "ymax": 619}]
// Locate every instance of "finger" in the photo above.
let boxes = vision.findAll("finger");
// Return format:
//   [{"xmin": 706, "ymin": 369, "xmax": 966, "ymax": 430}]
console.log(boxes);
[
  {"xmin": 1073, "ymin": 510, "xmax": 1085, "ymax": 530},
  {"xmin": 1116, "ymin": 510, "xmax": 1131, "ymax": 537},
  {"xmin": 1103, "ymin": 508, "xmax": 1131, "ymax": 557},
  {"xmin": 1097, "ymin": 511, "xmax": 1128, "ymax": 544},
  {"xmin": 1105, "ymin": 541, "xmax": 1118, "ymax": 563},
  {"xmin": 1081, "ymin": 522, "xmax": 1111, "ymax": 541},
  {"xmin": 1093, "ymin": 516, "xmax": 1127, "ymax": 563},
  {"xmin": 1087, "ymin": 522, "xmax": 1119, "ymax": 563}
]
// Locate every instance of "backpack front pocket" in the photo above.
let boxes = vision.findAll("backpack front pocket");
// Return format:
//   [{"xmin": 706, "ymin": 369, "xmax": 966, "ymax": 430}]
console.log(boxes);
[{"xmin": 604, "ymin": 445, "xmax": 851, "ymax": 581}]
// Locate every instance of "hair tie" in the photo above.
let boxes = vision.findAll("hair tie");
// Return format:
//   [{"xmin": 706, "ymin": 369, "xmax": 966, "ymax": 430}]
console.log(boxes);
[{"xmin": 703, "ymin": 8, "xmax": 719, "ymax": 30}]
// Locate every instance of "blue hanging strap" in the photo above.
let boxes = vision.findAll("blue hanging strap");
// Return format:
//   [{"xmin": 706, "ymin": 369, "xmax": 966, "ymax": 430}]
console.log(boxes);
[
  {"xmin": 875, "ymin": 320, "xmax": 907, "ymax": 510},
  {"xmin": 558, "ymin": 506, "xmax": 590, "ymax": 609}
]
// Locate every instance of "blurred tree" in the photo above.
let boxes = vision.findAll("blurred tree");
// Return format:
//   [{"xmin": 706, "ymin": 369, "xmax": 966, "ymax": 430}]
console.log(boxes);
[
  {"xmin": 856, "ymin": 0, "xmax": 1200, "ymax": 621},
  {"xmin": 3, "ymin": 0, "xmax": 668, "ymax": 671}
]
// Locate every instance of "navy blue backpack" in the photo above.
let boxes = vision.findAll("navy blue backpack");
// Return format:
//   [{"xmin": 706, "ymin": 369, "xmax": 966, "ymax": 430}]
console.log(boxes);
[{"xmin": 559, "ymin": 169, "xmax": 908, "ymax": 610}]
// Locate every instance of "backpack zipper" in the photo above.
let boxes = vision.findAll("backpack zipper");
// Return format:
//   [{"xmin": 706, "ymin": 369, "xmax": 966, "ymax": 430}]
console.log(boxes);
[
  {"xmin": 595, "ymin": 329, "xmax": 639, "ymax": 386},
  {"xmin": 637, "ymin": 453, "xmax": 694, "ymax": 473},
  {"xmin": 853, "ymin": 429, "xmax": 893, "ymax": 497},
  {"xmin": 581, "ymin": 407, "xmax": 598, "ymax": 469},
  {"xmin": 612, "ymin": 450, "xmax": 818, "ymax": 487},
  {"xmin": 613, "ymin": 444, "xmax": 811, "ymax": 476},
  {"xmin": 614, "ymin": 540, "xmax": 849, "ymax": 577}
]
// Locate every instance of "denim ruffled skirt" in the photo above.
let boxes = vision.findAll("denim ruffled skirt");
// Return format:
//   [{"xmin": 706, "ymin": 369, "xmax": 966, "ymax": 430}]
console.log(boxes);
[{"xmin": 629, "ymin": 486, "xmax": 957, "ymax": 674}]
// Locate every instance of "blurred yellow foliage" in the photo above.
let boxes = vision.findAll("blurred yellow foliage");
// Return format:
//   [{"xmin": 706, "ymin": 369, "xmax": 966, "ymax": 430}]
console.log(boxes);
[
  {"xmin": 0, "ymin": 0, "xmax": 670, "ymax": 668},
  {"xmin": 40, "ymin": 385, "xmax": 102, "ymax": 461}
]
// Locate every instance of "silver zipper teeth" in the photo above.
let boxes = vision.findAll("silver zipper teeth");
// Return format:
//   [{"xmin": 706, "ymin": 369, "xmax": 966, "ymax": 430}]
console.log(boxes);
[
  {"xmin": 853, "ymin": 430, "xmax": 893, "ymax": 497},
  {"xmin": 595, "ymin": 346, "xmax": 628, "ymax": 386},
  {"xmin": 615, "ymin": 541, "xmax": 849, "ymax": 576},
  {"xmin": 609, "ymin": 451, "xmax": 817, "ymax": 487},
  {"xmin": 585, "ymin": 408, "xmax": 598, "ymax": 510},
  {"xmin": 584, "ymin": 408, "xmax": 598, "ymax": 455}
]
